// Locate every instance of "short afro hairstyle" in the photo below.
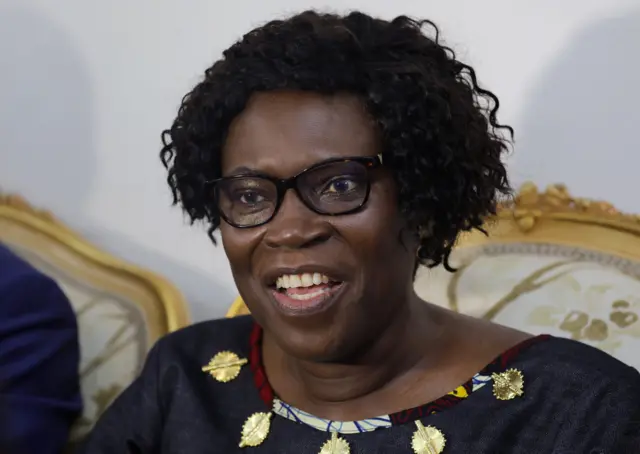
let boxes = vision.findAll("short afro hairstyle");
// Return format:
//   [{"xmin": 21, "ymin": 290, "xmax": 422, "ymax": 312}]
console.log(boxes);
[{"xmin": 161, "ymin": 10, "xmax": 513, "ymax": 271}]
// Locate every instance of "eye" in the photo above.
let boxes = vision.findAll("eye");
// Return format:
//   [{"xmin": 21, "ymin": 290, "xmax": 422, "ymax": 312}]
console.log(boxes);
[
  {"xmin": 325, "ymin": 178, "xmax": 358, "ymax": 194},
  {"xmin": 235, "ymin": 190, "xmax": 266, "ymax": 205}
]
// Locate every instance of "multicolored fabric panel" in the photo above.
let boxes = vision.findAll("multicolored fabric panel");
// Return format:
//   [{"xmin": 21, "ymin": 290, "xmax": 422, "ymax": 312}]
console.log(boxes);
[
  {"xmin": 272, "ymin": 398, "xmax": 392, "ymax": 434},
  {"xmin": 272, "ymin": 374, "xmax": 491, "ymax": 433}
]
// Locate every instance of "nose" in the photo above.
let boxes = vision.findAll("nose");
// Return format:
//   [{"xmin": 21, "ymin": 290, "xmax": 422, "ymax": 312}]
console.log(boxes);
[{"xmin": 263, "ymin": 189, "xmax": 331, "ymax": 249}]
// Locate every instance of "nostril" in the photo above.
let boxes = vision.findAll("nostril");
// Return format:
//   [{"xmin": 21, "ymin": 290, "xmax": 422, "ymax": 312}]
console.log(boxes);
[{"xmin": 304, "ymin": 233, "xmax": 331, "ymax": 249}]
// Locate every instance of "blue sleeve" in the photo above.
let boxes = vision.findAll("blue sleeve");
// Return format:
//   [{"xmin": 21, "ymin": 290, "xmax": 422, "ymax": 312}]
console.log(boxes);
[{"xmin": 0, "ymin": 256, "xmax": 82, "ymax": 454}]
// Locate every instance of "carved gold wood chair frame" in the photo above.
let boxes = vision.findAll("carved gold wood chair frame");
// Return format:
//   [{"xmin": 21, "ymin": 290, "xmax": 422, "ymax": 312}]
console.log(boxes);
[
  {"xmin": 0, "ymin": 192, "xmax": 190, "ymax": 335},
  {"xmin": 227, "ymin": 182, "xmax": 640, "ymax": 321}
]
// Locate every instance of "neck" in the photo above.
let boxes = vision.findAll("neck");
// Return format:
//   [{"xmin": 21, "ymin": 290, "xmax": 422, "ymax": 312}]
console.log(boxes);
[{"xmin": 263, "ymin": 296, "xmax": 447, "ymax": 418}]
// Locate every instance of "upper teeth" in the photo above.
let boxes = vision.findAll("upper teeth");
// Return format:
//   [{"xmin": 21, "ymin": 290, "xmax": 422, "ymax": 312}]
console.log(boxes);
[{"xmin": 276, "ymin": 273, "xmax": 330, "ymax": 289}]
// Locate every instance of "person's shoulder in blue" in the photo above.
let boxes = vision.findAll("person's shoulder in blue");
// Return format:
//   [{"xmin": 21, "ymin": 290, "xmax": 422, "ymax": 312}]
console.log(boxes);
[{"xmin": 0, "ymin": 243, "xmax": 82, "ymax": 454}]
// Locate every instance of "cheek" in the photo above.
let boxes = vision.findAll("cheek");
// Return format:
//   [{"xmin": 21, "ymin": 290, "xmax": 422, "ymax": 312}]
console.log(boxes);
[
  {"xmin": 219, "ymin": 225, "xmax": 271, "ymax": 320},
  {"xmin": 355, "ymin": 190, "xmax": 413, "ymax": 269},
  {"xmin": 364, "ymin": 183, "xmax": 405, "ymax": 248},
  {"xmin": 219, "ymin": 224, "xmax": 237, "ymax": 263},
  {"xmin": 220, "ymin": 224, "xmax": 258, "ymax": 275},
  {"xmin": 337, "ymin": 210, "xmax": 404, "ymax": 270}
]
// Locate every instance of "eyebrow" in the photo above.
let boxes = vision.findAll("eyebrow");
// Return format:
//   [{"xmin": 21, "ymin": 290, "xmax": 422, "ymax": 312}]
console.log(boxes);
[
  {"xmin": 224, "ymin": 166, "xmax": 260, "ymax": 177},
  {"xmin": 223, "ymin": 153, "xmax": 382, "ymax": 178}
]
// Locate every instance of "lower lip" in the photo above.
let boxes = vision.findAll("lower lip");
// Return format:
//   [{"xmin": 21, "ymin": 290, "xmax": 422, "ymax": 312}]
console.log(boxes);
[{"xmin": 269, "ymin": 283, "xmax": 345, "ymax": 316}]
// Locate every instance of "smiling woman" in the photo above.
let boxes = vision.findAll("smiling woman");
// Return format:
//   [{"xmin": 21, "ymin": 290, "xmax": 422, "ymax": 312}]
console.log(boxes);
[{"xmin": 79, "ymin": 10, "xmax": 640, "ymax": 454}]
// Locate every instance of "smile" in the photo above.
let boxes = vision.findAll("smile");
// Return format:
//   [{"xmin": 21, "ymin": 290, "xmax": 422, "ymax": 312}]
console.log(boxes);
[{"xmin": 269, "ymin": 272, "xmax": 345, "ymax": 315}]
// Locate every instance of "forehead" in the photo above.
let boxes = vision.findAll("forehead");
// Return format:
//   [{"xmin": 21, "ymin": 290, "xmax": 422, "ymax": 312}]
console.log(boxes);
[{"xmin": 221, "ymin": 90, "xmax": 380, "ymax": 176}]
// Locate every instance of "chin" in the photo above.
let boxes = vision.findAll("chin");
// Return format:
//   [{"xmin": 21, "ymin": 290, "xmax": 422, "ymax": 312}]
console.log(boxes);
[
  {"xmin": 277, "ymin": 318, "xmax": 368, "ymax": 363},
  {"xmin": 251, "ymin": 282, "xmax": 376, "ymax": 361},
  {"xmin": 282, "ymin": 335, "xmax": 345, "ymax": 362}
]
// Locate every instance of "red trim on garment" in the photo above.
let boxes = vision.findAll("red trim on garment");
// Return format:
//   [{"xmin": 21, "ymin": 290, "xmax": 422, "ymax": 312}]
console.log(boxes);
[{"xmin": 249, "ymin": 322, "xmax": 274, "ymax": 405}]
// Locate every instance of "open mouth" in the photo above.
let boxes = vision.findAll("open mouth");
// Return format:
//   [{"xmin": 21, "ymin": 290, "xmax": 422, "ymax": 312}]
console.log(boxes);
[{"xmin": 269, "ymin": 272, "xmax": 345, "ymax": 314}]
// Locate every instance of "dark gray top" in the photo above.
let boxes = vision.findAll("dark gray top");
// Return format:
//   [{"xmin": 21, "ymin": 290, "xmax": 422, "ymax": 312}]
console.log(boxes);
[{"xmin": 79, "ymin": 315, "xmax": 640, "ymax": 453}]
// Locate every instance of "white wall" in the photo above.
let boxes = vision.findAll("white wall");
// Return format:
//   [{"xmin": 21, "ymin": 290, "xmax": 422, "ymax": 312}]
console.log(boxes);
[{"xmin": 1, "ymin": 0, "xmax": 639, "ymax": 321}]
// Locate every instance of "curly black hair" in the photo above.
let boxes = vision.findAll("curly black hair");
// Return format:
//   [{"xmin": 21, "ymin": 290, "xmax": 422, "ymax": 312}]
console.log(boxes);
[{"xmin": 160, "ymin": 10, "xmax": 513, "ymax": 272}]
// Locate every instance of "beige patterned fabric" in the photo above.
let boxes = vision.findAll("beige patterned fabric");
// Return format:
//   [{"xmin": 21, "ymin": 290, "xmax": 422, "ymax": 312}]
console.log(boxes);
[
  {"xmin": 415, "ymin": 243, "xmax": 640, "ymax": 370},
  {"xmin": 6, "ymin": 245, "xmax": 148, "ymax": 443}
]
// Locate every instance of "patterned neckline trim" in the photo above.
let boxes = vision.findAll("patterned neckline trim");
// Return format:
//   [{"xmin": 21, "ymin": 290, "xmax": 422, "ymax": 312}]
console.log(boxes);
[{"xmin": 248, "ymin": 323, "xmax": 550, "ymax": 434}]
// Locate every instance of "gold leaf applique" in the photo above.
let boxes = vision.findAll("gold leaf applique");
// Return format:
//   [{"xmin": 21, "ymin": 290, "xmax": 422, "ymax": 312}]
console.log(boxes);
[
  {"xmin": 411, "ymin": 421, "xmax": 446, "ymax": 454},
  {"xmin": 491, "ymin": 368, "xmax": 524, "ymax": 400},
  {"xmin": 239, "ymin": 412, "xmax": 272, "ymax": 448},
  {"xmin": 201, "ymin": 351, "xmax": 248, "ymax": 383},
  {"xmin": 319, "ymin": 432, "xmax": 350, "ymax": 454}
]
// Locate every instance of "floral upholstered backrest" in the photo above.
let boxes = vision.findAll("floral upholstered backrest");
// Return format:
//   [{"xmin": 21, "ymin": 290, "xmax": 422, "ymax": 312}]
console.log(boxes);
[
  {"xmin": 0, "ymin": 193, "xmax": 190, "ymax": 446},
  {"xmin": 415, "ymin": 183, "xmax": 640, "ymax": 370},
  {"xmin": 415, "ymin": 243, "xmax": 640, "ymax": 368},
  {"xmin": 228, "ymin": 183, "xmax": 640, "ymax": 370}
]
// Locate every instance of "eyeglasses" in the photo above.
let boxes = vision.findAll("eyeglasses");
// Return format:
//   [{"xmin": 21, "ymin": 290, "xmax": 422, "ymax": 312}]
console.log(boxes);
[{"xmin": 208, "ymin": 155, "xmax": 383, "ymax": 228}]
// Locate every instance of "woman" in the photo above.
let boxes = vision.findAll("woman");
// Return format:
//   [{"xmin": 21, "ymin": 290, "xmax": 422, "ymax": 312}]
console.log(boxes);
[{"xmin": 81, "ymin": 10, "xmax": 639, "ymax": 453}]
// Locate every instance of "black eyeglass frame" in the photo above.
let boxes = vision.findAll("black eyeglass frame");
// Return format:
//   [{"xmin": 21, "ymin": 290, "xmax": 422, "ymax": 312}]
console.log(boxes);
[{"xmin": 207, "ymin": 154, "xmax": 383, "ymax": 228}]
